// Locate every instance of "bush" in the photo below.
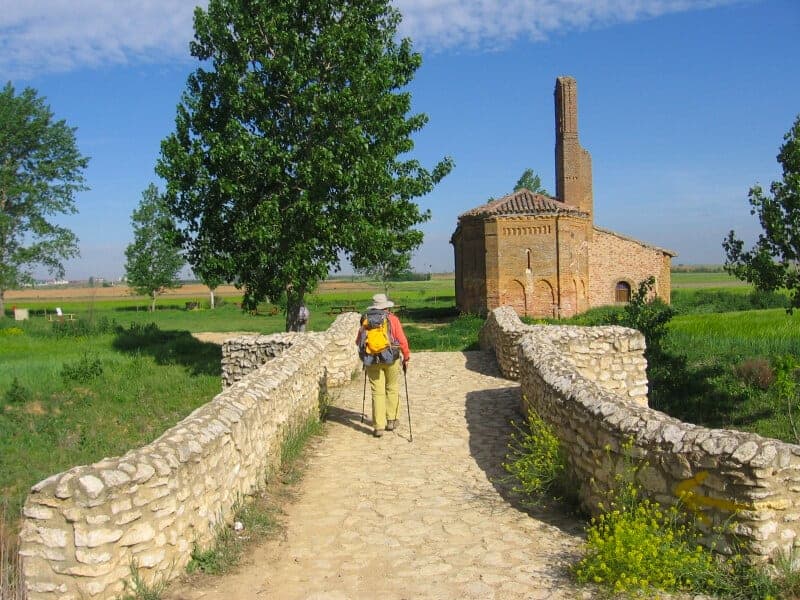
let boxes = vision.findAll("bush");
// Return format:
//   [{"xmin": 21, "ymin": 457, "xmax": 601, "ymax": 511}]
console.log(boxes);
[
  {"xmin": 575, "ymin": 478, "xmax": 716, "ymax": 595},
  {"xmin": 604, "ymin": 276, "xmax": 675, "ymax": 360},
  {"xmin": 0, "ymin": 327, "xmax": 24, "ymax": 337},
  {"xmin": 503, "ymin": 407, "xmax": 567, "ymax": 500},
  {"xmin": 575, "ymin": 448, "xmax": 786, "ymax": 599},
  {"xmin": 733, "ymin": 358, "xmax": 775, "ymax": 390},
  {"xmin": 61, "ymin": 353, "xmax": 104, "ymax": 383},
  {"xmin": 3, "ymin": 378, "xmax": 31, "ymax": 405}
]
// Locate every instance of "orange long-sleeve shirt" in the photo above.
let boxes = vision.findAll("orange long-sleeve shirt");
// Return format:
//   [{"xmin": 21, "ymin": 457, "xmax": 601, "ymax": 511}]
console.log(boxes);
[{"xmin": 355, "ymin": 310, "xmax": 410, "ymax": 362}]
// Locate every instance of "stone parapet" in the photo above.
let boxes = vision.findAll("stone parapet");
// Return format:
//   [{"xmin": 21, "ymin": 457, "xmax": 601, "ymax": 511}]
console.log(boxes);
[
  {"xmin": 19, "ymin": 313, "xmax": 361, "ymax": 600},
  {"xmin": 221, "ymin": 312, "xmax": 361, "ymax": 388},
  {"xmin": 479, "ymin": 306, "xmax": 648, "ymax": 404},
  {"xmin": 482, "ymin": 306, "xmax": 800, "ymax": 560}
]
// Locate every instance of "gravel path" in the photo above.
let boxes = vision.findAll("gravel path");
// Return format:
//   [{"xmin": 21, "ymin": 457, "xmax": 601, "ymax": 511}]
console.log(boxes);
[{"xmin": 166, "ymin": 351, "xmax": 591, "ymax": 600}]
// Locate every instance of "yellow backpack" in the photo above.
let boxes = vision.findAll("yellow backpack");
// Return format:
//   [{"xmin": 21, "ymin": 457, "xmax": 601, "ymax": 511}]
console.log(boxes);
[{"xmin": 359, "ymin": 308, "xmax": 397, "ymax": 365}]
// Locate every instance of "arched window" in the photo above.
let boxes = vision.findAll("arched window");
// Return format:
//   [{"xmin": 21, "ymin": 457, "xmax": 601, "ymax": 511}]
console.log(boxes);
[{"xmin": 615, "ymin": 281, "xmax": 631, "ymax": 303}]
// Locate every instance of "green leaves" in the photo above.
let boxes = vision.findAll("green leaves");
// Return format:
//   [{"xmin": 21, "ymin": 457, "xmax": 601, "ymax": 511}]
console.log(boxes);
[
  {"xmin": 724, "ymin": 114, "xmax": 800, "ymax": 311},
  {"xmin": 124, "ymin": 184, "xmax": 185, "ymax": 310},
  {"xmin": 157, "ymin": 0, "xmax": 452, "ymax": 328},
  {"xmin": 0, "ymin": 83, "xmax": 88, "ymax": 316},
  {"xmin": 513, "ymin": 168, "xmax": 548, "ymax": 195}
]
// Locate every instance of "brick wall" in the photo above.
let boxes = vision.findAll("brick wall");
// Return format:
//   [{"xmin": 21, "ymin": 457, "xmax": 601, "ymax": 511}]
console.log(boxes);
[{"xmin": 588, "ymin": 227, "xmax": 672, "ymax": 306}]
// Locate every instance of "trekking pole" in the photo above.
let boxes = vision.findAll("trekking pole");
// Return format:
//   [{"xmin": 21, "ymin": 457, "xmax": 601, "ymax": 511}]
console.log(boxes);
[
  {"xmin": 361, "ymin": 367, "xmax": 367, "ymax": 423},
  {"xmin": 403, "ymin": 364, "xmax": 412, "ymax": 442}
]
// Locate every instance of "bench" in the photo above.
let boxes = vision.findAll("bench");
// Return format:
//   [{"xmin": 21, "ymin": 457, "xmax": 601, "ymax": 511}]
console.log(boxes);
[
  {"xmin": 326, "ymin": 304, "xmax": 357, "ymax": 315},
  {"xmin": 48, "ymin": 313, "xmax": 76, "ymax": 322}
]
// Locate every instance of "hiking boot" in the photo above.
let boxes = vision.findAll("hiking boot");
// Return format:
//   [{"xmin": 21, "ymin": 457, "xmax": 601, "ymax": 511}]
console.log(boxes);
[
  {"xmin": 373, "ymin": 428, "xmax": 384, "ymax": 438},
  {"xmin": 386, "ymin": 420, "xmax": 396, "ymax": 431}
]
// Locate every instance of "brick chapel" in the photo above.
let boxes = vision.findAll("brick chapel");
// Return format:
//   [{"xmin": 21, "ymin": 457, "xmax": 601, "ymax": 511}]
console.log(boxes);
[{"xmin": 450, "ymin": 76, "xmax": 675, "ymax": 318}]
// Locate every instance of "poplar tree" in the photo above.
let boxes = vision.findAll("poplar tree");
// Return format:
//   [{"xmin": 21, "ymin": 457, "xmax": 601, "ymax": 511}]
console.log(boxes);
[
  {"xmin": 124, "ymin": 184, "xmax": 185, "ymax": 311},
  {"xmin": 723, "ymin": 115, "xmax": 800, "ymax": 311},
  {"xmin": 157, "ymin": 0, "xmax": 452, "ymax": 331},
  {"xmin": 0, "ymin": 83, "xmax": 88, "ymax": 317}
]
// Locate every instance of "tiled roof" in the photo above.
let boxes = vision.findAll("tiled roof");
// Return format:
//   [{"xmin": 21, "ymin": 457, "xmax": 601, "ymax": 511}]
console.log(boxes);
[
  {"xmin": 458, "ymin": 189, "xmax": 589, "ymax": 219},
  {"xmin": 594, "ymin": 226, "xmax": 678, "ymax": 257}
]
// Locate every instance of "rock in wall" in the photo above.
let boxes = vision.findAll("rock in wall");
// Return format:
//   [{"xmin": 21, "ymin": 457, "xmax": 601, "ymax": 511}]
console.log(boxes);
[
  {"xmin": 19, "ymin": 313, "xmax": 362, "ymax": 599},
  {"xmin": 481, "ymin": 306, "xmax": 800, "ymax": 561}
]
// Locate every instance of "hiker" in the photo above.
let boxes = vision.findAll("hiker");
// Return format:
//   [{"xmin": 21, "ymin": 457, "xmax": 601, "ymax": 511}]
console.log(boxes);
[
  {"xmin": 355, "ymin": 293, "xmax": 410, "ymax": 437},
  {"xmin": 297, "ymin": 302, "xmax": 310, "ymax": 332}
]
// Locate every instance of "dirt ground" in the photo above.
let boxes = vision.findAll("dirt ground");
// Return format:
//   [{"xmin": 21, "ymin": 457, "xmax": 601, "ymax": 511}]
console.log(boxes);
[{"xmin": 4, "ymin": 280, "xmax": 385, "ymax": 302}]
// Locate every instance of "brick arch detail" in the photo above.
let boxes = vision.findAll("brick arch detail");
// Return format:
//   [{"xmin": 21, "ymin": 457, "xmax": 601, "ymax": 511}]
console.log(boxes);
[{"xmin": 532, "ymin": 279, "xmax": 555, "ymax": 318}]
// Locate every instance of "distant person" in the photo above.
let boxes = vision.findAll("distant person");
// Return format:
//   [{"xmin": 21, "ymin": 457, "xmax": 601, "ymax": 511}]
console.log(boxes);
[
  {"xmin": 297, "ymin": 302, "xmax": 310, "ymax": 332},
  {"xmin": 355, "ymin": 293, "xmax": 410, "ymax": 437}
]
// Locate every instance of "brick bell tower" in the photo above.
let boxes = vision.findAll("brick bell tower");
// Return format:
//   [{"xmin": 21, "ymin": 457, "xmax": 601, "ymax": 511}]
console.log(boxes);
[{"xmin": 555, "ymin": 76, "xmax": 593, "ymax": 217}]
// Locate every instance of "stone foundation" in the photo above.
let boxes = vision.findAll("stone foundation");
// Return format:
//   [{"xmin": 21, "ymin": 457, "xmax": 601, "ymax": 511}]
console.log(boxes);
[
  {"xmin": 19, "ymin": 313, "xmax": 362, "ymax": 600},
  {"xmin": 481, "ymin": 306, "xmax": 800, "ymax": 560}
]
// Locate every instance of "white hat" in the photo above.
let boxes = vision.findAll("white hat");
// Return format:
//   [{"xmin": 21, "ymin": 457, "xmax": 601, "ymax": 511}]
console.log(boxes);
[{"xmin": 369, "ymin": 293, "xmax": 394, "ymax": 310}]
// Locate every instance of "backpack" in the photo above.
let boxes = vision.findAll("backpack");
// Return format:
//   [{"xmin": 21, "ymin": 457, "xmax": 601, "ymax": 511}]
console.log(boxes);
[{"xmin": 358, "ymin": 308, "xmax": 398, "ymax": 366}]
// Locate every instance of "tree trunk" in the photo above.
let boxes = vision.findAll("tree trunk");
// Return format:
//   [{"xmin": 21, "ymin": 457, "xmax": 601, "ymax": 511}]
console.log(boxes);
[
  {"xmin": 150, "ymin": 291, "xmax": 157, "ymax": 312},
  {"xmin": 209, "ymin": 288, "xmax": 216, "ymax": 309},
  {"xmin": 0, "ymin": 289, "xmax": 5, "ymax": 319}
]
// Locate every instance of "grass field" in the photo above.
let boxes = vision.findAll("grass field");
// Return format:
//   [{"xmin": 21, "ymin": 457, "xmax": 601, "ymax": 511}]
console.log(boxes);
[
  {"xmin": 670, "ymin": 271, "xmax": 749, "ymax": 288},
  {"xmin": 2, "ymin": 271, "xmax": 798, "ymax": 532},
  {"xmin": 0, "ymin": 277, "xmax": 465, "ymax": 528}
]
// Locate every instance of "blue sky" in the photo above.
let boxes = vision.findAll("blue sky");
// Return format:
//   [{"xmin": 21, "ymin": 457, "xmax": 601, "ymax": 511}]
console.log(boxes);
[{"xmin": 3, "ymin": 0, "xmax": 799, "ymax": 280}]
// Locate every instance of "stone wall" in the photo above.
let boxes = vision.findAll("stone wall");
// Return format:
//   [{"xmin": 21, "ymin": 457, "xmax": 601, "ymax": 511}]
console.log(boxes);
[
  {"xmin": 222, "ymin": 316, "xmax": 360, "ymax": 389},
  {"xmin": 19, "ymin": 313, "xmax": 362, "ymax": 600},
  {"xmin": 481, "ymin": 306, "xmax": 800, "ymax": 560}
]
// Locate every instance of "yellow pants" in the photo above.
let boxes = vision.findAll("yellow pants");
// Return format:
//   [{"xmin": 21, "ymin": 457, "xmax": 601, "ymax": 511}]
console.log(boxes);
[{"xmin": 366, "ymin": 360, "xmax": 401, "ymax": 430}]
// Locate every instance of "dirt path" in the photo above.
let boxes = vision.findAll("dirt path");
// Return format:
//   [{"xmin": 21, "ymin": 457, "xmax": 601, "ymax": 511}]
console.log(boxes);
[{"xmin": 165, "ymin": 351, "xmax": 590, "ymax": 600}]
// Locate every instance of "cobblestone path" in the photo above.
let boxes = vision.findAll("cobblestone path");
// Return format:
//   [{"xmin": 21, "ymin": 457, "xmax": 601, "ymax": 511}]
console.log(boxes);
[{"xmin": 167, "ymin": 351, "xmax": 590, "ymax": 600}]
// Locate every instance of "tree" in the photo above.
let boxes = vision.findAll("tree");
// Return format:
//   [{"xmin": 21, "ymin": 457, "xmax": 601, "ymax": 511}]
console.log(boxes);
[
  {"xmin": 514, "ymin": 168, "xmax": 548, "ymax": 195},
  {"xmin": 355, "ymin": 250, "xmax": 412, "ymax": 294},
  {"xmin": 157, "ymin": 0, "xmax": 453, "ymax": 331},
  {"xmin": 723, "ymin": 115, "xmax": 800, "ymax": 311},
  {"xmin": 124, "ymin": 184, "xmax": 185, "ymax": 311},
  {"xmin": 0, "ymin": 83, "xmax": 89, "ymax": 318}
]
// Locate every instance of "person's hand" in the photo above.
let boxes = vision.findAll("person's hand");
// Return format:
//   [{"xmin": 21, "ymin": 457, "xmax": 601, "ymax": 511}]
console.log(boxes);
[{"xmin": 402, "ymin": 359, "xmax": 409, "ymax": 373}]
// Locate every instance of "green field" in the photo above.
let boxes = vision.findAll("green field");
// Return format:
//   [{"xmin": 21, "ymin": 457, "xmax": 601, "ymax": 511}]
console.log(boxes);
[
  {"xmin": 0, "ymin": 278, "xmax": 468, "ymax": 526},
  {"xmin": 2, "ymin": 272, "xmax": 799, "ymax": 534},
  {"xmin": 670, "ymin": 271, "xmax": 749, "ymax": 288}
]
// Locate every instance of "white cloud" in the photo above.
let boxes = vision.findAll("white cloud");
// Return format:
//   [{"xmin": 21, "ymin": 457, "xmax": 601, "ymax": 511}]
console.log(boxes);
[
  {"xmin": 0, "ymin": 1, "xmax": 206, "ymax": 78},
  {"xmin": 0, "ymin": 0, "xmax": 741, "ymax": 78},
  {"xmin": 395, "ymin": 0, "xmax": 742, "ymax": 51}
]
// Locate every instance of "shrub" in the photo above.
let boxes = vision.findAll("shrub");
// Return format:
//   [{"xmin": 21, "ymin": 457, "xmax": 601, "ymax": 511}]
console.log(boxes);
[
  {"xmin": 575, "ymin": 478, "xmax": 715, "ymax": 596},
  {"xmin": 3, "ymin": 378, "xmax": 31, "ymax": 405},
  {"xmin": 503, "ymin": 407, "xmax": 567, "ymax": 500},
  {"xmin": 0, "ymin": 327, "xmax": 24, "ymax": 337},
  {"xmin": 733, "ymin": 358, "xmax": 775, "ymax": 390},
  {"xmin": 604, "ymin": 276, "xmax": 675, "ymax": 360},
  {"xmin": 61, "ymin": 353, "xmax": 104, "ymax": 383},
  {"xmin": 773, "ymin": 356, "xmax": 800, "ymax": 444},
  {"xmin": 575, "ymin": 450, "xmax": 787, "ymax": 599}
]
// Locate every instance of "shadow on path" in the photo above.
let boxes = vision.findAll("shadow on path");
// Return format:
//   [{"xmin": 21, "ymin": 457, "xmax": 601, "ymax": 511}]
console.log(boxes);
[
  {"xmin": 464, "ymin": 352, "xmax": 585, "ymax": 537},
  {"xmin": 325, "ymin": 405, "xmax": 374, "ymax": 437}
]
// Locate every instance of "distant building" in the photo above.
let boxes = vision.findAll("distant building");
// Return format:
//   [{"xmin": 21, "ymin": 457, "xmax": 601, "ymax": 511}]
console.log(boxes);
[{"xmin": 450, "ymin": 76, "xmax": 675, "ymax": 318}]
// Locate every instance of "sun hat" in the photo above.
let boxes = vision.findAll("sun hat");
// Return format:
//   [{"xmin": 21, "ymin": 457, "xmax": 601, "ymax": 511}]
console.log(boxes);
[{"xmin": 369, "ymin": 293, "xmax": 395, "ymax": 310}]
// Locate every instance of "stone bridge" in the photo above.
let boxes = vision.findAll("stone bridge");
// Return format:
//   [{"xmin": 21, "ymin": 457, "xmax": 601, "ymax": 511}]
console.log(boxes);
[
  {"xmin": 18, "ymin": 309, "xmax": 800, "ymax": 598},
  {"xmin": 167, "ymin": 350, "xmax": 587, "ymax": 600}
]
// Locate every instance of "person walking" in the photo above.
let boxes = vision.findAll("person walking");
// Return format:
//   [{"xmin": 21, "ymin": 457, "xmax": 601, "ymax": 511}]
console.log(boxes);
[
  {"xmin": 355, "ymin": 293, "xmax": 410, "ymax": 437},
  {"xmin": 297, "ymin": 302, "xmax": 310, "ymax": 332}
]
